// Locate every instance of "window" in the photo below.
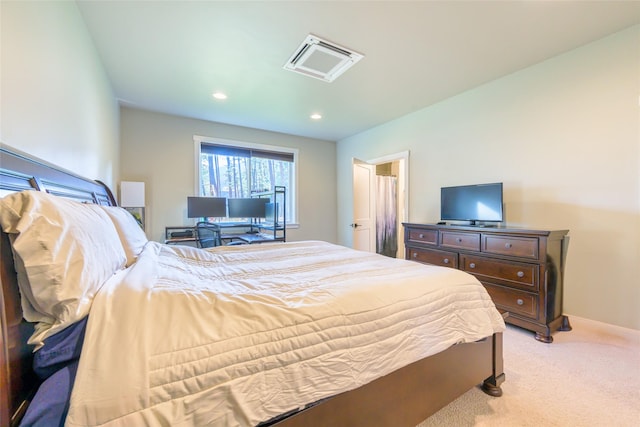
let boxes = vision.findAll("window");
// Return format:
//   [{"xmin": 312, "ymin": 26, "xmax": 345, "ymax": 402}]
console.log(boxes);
[{"xmin": 195, "ymin": 137, "xmax": 297, "ymax": 224}]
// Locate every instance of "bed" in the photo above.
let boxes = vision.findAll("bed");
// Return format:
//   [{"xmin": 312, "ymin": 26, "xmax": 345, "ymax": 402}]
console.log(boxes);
[{"xmin": 0, "ymin": 144, "xmax": 505, "ymax": 427}]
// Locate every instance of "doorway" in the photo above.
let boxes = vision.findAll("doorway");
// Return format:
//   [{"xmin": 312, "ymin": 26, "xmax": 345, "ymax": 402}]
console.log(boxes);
[
  {"xmin": 352, "ymin": 151, "xmax": 409, "ymax": 258},
  {"xmin": 376, "ymin": 163, "xmax": 399, "ymax": 258}
]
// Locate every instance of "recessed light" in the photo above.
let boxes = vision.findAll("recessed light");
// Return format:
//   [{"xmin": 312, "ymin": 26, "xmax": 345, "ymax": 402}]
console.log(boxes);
[
  {"xmin": 212, "ymin": 92, "xmax": 227, "ymax": 100},
  {"xmin": 310, "ymin": 113, "xmax": 322, "ymax": 120}
]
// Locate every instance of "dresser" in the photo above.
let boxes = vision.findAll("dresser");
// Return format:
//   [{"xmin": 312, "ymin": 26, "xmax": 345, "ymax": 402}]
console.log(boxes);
[{"xmin": 403, "ymin": 223, "xmax": 571, "ymax": 343}]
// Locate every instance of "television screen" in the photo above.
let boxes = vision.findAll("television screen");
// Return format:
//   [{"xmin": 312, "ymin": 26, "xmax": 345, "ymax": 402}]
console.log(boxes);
[
  {"xmin": 228, "ymin": 198, "xmax": 268, "ymax": 218},
  {"xmin": 441, "ymin": 183, "xmax": 503, "ymax": 224},
  {"xmin": 187, "ymin": 197, "xmax": 227, "ymax": 218}
]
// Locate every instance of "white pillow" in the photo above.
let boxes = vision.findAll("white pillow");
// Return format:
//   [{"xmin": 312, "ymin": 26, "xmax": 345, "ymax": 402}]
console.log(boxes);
[
  {"xmin": 0, "ymin": 190, "xmax": 127, "ymax": 347},
  {"xmin": 100, "ymin": 206, "xmax": 148, "ymax": 266}
]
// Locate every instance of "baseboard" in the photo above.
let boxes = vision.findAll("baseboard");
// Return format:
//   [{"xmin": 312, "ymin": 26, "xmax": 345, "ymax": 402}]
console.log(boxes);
[{"xmin": 565, "ymin": 314, "xmax": 640, "ymax": 343}]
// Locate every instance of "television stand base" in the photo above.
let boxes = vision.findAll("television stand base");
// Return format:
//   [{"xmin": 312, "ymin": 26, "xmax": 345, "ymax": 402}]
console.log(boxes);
[{"xmin": 447, "ymin": 223, "xmax": 499, "ymax": 228}]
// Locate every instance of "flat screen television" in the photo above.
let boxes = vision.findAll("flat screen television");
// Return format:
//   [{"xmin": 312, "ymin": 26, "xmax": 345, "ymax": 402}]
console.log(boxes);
[
  {"xmin": 187, "ymin": 196, "xmax": 227, "ymax": 218},
  {"xmin": 228, "ymin": 198, "xmax": 268, "ymax": 219},
  {"xmin": 440, "ymin": 183, "xmax": 503, "ymax": 225}
]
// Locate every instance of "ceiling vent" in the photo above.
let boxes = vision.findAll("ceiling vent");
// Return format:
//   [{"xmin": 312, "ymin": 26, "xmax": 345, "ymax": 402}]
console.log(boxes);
[{"xmin": 283, "ymin": 34, "xmax": 364, "ymax": 83}]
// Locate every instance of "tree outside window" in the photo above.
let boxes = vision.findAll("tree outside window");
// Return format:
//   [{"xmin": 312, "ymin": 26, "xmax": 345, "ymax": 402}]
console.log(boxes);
[{"xmin": 198, "ymin": 142, "xmax": 295, "ymax": 224}]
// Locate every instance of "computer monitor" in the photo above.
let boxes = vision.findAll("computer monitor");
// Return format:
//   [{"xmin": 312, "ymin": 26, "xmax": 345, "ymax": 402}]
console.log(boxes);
[
  {"xmin": 227, "ymin": 198, "xmax": 268, "ymax": 219},
  {"xmin": 264, "ymin": 202, "xmax": 278, "ymax": 224},
  {"xmin": 187, "ymin": 197, "xmax": 227, "ymax": 218}
]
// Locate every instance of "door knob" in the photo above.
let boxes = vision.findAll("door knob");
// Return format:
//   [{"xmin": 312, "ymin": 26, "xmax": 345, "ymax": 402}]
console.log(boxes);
[{"xmin": 350, "ymin": 223, "xmax": 361, "ymax": 228}]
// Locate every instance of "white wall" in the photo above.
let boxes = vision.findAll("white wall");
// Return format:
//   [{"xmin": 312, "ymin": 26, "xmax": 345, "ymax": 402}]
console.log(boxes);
[
  {"xmin": 120, "ymin": 107, "xmax": 337, "ymax": 244},
  {"xmin": 1, "ymin": 1, "xmax": 119, "ymax": 187},
  {"xmin": 337, "ymin": 26, "xmax": 640, "ymax": 330}
]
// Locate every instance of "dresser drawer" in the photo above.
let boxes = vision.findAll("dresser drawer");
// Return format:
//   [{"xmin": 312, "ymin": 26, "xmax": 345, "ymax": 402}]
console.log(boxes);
[
  {"xmin": 406, "ymin": 228, "xmax": 438, "ymax": 245},
  {"xmin": 440, "ymin": 231, "xmax": 480, "ymax": 251},
  {"xmin": 407, "ymin": 247, "xmax": 458, "ymax": 268},
  {"xmin": 482, "ymin": 235, "xmax": 539, "ymax": 259},
  {"xmin": 483, "ymin": 283, "xmax": 538, "ymax": 319},
  {"xmin": 460, "ymin": 255, "xmax": 539, "ymax": 291}
]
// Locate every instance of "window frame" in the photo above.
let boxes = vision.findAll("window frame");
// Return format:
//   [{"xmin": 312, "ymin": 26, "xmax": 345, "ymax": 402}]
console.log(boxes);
[{"xmin": 193, "ymin": 136, "xmax": 299, "ymax": 226}]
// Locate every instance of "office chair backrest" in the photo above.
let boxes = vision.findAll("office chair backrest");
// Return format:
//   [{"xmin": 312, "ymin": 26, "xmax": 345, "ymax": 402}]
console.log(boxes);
[{"xmin": 196, "ymin": 221, "xmax": 222, "ymax": 248}]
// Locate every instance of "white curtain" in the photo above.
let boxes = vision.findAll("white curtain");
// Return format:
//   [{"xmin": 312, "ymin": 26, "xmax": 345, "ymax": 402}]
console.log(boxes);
[{"xmin": 376, "ymin": 175, "xmax": 398, "ymax": 258}]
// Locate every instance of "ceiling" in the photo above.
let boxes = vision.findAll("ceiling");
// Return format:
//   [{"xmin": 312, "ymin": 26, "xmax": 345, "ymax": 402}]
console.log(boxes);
[{"xmin": 76, "ymin": 1, "xmax": 640, "ymax": 142}]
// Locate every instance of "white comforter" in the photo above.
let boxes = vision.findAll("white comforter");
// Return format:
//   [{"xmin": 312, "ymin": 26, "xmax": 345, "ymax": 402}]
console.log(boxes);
[{"xmin": 66, "ymin": 240, "xmax": 505, "ymax": 427}]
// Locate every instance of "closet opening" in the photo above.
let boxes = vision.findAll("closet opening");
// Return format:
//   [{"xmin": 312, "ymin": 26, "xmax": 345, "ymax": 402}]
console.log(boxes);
[
  {"xmin": 351, "ymin": 151, "xmax": 408, "ymax": 257},
  {"xmin": 373, "ymin": 151, "xmax": 408, "ymax": 258}
]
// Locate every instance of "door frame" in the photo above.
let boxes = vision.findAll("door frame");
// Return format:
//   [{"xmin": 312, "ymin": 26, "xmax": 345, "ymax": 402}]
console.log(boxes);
[{"xmin": 353, "ymin": 150, "xmax": 409, "ymax": 257}]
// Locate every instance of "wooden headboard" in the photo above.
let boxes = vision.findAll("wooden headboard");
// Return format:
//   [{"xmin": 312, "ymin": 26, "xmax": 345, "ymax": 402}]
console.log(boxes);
[{"xmin": 0, "ymin": 144, "xmax": 117, "ymax": 426}]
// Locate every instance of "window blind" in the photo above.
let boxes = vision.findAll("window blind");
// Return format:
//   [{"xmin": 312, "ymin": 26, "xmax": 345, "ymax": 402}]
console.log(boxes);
[{"xmin": 201, "ymin": 143, "xmax": 294, "ymax": 163}]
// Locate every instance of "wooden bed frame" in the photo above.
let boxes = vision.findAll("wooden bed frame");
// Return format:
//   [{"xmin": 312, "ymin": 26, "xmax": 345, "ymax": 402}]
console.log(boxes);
[{"xmin": 0, "ymin": 144, "xmax": 504, "ymax": 427}]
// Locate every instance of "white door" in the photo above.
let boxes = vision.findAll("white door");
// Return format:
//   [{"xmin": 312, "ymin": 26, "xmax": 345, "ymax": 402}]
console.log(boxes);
[{"xmin": 352, "ymin": 158, "xmax": 376, "ymax": 252}]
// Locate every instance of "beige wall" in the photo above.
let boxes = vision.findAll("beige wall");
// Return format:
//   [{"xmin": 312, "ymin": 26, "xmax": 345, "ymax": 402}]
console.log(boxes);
[
  {"xmin": 120, "ymin": 107, "xmax": 337, "ymax": 244},
  {"xmin": 337, "ymin": 26, "xmax": 640, "ymax": 330},
  {"xmin": 1, "ymin": 1, "xmax": 120, "ymax": 187}
]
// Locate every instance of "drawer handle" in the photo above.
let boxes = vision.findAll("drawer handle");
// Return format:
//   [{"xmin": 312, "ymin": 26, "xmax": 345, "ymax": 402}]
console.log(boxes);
[
  {"xmin": 419, "ymin": 233, "xmax": 424, "ymax": 238},
  {"xmin": 516, "ymin": 299, "xmax": 524, "ymax": 306},
  {"xmin": 412, "ymin": 252, "xmax": 418, "ymax": 258},
  {"xmin": 517, "ymin": 271, "xmax": 525, "ymax": 278},
  {"xmin": 443, "ymin": 258, "xmax": 450, "ymax": 264},
  {"xmin": 505, "ymin": 243, "xmax": 512, "ymax": 249},
  {"xmin": 469, "ymin": 262, "xmax": 476, "ymax": 269},
  {"xmin": 457, "ymin": 238, "xmax": 463, "ymax": 243}
]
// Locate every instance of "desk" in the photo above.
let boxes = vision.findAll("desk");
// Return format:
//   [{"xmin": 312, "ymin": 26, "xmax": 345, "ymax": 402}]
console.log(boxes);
[
  {"xmin": 166, "ymin": 237, "xmax": 197, "ymax": 245},
  {"xmin": 221, "ymin": 232, "xmax": 279, "ymax": 244},
  {"xmin": 165, "ymin": 226, "xmax": 196, "ymax": 245},
  {"xmin": 165, "ymin": 225, "xmax": 281, "ymax": 246},
  {"xmin": 219, "ymin": 222, "xmax": 283, "ymax": 244}
]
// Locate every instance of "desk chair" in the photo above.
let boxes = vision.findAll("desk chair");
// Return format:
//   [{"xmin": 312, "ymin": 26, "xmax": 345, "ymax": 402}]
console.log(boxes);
[{"xmin": 195, "ymin": 221, "xmax": 222, "ymax": 248}]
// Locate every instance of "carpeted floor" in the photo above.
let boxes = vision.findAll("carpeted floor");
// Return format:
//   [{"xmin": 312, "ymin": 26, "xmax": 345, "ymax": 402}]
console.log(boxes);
[{"xmin": 416, "ymin": 316, "xmax": 640, "ymax": 427}]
